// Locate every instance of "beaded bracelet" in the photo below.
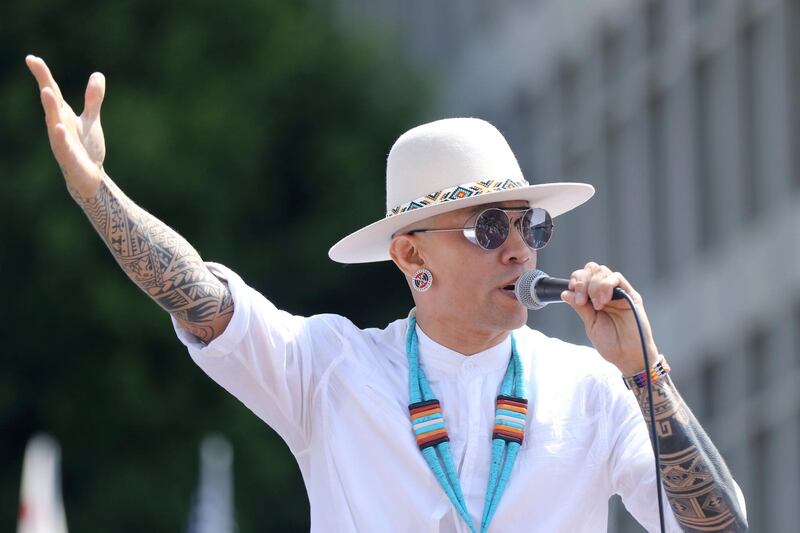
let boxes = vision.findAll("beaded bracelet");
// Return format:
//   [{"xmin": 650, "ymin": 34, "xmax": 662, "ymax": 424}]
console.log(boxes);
[{"xmin": 622, "ymin": 357, "xmax": 671, "ymax": 390}]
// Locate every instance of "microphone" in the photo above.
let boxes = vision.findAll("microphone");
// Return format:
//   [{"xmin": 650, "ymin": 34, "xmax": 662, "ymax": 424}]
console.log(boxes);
[{"xmin": 514, "ymin": 269, "xmax": 626, "ymax": 310}]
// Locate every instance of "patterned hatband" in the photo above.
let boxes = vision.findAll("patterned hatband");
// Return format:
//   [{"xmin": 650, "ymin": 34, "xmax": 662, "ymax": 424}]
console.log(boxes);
[
  {"xmin": 492, "ymin": 395, "xmax": 528, "ymax": 444},
  {"xmin": 387, "ymin": 179, "xmax": 528, "ymax": 217},
  {"xmin": 409, "ymin": 399, "xmax": 449, "ymax": 449}
]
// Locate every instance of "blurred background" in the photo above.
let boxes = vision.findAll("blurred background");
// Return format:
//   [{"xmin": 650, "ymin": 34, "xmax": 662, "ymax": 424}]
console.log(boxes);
[{"xmin": 1, "ymin": 0, "xmax": 797, "ymax": 531}]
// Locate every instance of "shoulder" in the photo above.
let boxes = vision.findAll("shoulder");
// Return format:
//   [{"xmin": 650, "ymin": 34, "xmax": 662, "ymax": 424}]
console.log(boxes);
[
  {"xmin": 204, "ymin": 261, "xmax": 408, "ymax": 348},
  {"xmin": 302, "ymin": 313, "xmax": 407, "ymax": 344},
  {"xmin": 298, "ymin": 313, "xmax": 408, "ymax": 368},
  {"xmin": 299, "ymin": 313, "xmax": 410, "ymax": 392}
]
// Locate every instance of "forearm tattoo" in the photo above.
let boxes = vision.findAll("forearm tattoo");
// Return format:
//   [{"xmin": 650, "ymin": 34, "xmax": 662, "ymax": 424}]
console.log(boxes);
[
  {"xmin": 632, "ymin": 375, "xmax": 748, "ymax": 532},
  {"xmin": 70, "ymin": 176, "xmax": 233, "ymax": 342}
]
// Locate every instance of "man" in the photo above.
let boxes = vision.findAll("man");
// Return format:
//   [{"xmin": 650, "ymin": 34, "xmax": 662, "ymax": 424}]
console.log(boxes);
[{"xmin": 26, "ymin": 54, "xmax": 747, "ymax": 532}]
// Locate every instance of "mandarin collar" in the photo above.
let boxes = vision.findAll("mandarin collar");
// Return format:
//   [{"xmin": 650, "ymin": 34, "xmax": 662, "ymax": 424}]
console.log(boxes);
[{"xmin": 415, "ymin": 324, "xmax": 512, "ymax": 375}]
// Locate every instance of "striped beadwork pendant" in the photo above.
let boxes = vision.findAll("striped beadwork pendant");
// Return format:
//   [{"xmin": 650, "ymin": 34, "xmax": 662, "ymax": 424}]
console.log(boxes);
[
  {"xmin": 409, "ymin": 399, "xmax": 449, "ymax": 449},
  {"xmin": 492, "ymin": 395, "xmax": 528, "ymax": 444}
]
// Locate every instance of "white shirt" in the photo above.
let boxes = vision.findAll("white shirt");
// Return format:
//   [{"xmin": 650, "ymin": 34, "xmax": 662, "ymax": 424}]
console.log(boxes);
[{"xmin": 172, "ymin": 263, "xmax": 697, "ymax": 532}]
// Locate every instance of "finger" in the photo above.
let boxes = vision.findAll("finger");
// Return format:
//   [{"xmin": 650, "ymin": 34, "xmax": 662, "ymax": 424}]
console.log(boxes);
[
  {"xmin": 51, "ymin": 123, "xmax": 78, "ymax": 171},
  {"xmin": 585, "ymin": 264, "xmax": 613, "ymax": 305},
  {"xmin": 42, "ymin": 87, "xmax": 83, "ymax": 142},
  {"xmin": 561, "ymin": 290, "xmax": 596, "ymax": 324},
  {"xmin": 25, "ymin": 55, "xmax": 45, "ymax": 87},
  {"xmin": 25, "ymin": 55, "xmax": 64, "ymax": 104},
  {"xmin": 53, "ymin": 123, "xmax": 95, "ymax": 179},
  {"xmin": 40, "ymin": 87, "xmax": 62, "ymax": 129},
  {"xmin": 587, "ymin": 269, "xmax": 620, "ymax": 309},
  {"xmin": 569, "ymin": 269, "xmax": 585, "ymax": 287},
  {"xmin": 569, "ymin": 268, "xmax": 586, "ymax": 303},
  {"xmin": 82, "ymin": 72, "xmax": 105, "ymax": 120},
  {"xmin": 570, "ymin": 261, "xmax": 603, "ymax": 283},
  {"xmin": 570, "ymin": 263, "xmax": 599, "ymax": 306},
  {"xmin": 612, "ymin": 271, "xmax": 642, "ymax": 303},
  {"xmin": 571, "ymin": 278, "xmax": 588, "ymax": 306}
]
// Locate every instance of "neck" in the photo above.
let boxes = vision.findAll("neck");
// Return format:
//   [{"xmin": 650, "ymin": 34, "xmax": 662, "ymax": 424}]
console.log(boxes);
[{"xmin": 414, "ymin": 307, "xmax": 509, "ymax": 356}]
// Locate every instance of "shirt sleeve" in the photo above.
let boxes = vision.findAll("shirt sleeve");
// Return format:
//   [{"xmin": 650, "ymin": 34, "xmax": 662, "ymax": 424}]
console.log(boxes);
[
  {"xmin": 170, "ymin": 262, "xmax": 343, "ymax": 453},
  {"xmin": 605, "ymin": 372, "xmax": 747, "ymax": 532}
]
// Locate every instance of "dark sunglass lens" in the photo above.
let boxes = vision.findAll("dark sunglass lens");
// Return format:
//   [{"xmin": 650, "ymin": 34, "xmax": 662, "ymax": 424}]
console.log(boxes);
[
  {"xmin": 475, "ymin": 209, "xmax": 510, "ymax": 249},
  {"xmin": 521, "ymin": 208, "xmax": 553, "ymax": 249}
]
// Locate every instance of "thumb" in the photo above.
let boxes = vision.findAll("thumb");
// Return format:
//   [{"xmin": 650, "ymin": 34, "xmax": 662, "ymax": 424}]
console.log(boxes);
[
  {"xmin": 82, "ymin": 72, "xmax": 105, "ymax": 120},
  {"xmin": 561, "ymin": 290, "xmax": 596, "ymax": 325}
]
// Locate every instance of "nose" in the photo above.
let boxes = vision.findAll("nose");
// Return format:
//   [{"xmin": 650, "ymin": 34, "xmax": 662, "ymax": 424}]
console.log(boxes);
[{"xmin": 499, "ymin": 221, "xmax": 534, "ymax": 265}]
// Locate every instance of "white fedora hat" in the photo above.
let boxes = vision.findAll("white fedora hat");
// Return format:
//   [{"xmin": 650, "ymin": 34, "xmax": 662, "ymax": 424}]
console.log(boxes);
[{"xmin": 328, "ymin": 117, "xmax": 594, "ymax": 264}]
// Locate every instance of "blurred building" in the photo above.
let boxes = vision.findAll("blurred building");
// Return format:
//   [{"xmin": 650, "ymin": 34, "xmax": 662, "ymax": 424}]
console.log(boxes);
[{"xmin": 339, "ymin": 0, "xmax": 799, "ymax": 530}]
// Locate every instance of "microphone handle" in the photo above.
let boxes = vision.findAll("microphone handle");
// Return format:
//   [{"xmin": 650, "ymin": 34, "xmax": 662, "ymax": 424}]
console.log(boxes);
[
  {"xmin": 536, "ymin": 277, "xmax": 627, "ymax": 303},
  {"xmin": 535, "ymin": 278, "xmax": 570, "ymax": 303}
]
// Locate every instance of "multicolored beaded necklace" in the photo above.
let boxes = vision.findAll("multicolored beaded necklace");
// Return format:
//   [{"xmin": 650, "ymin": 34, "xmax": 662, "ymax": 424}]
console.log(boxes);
[{"xmin": 406, "ymin": 315, "xmax": 528, "ymax": 533}]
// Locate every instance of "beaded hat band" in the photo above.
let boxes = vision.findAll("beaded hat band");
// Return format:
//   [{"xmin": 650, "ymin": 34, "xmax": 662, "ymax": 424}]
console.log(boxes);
[{"xmin": 387, "ymin": 178, "xmax": 527, "ymax": 216}]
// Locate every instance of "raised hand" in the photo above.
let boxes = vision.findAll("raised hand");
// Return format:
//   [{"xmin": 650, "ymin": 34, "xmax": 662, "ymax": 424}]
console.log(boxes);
[
  {"xmin": 26, "ymin": 55, "xmax": 107, "ymax": 199},
  {"xmin": 25, "ymin": 54, "xmax": 234, "ymax": 341}
]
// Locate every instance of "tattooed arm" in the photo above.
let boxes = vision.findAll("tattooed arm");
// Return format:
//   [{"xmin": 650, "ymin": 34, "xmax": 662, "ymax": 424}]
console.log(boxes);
[
  {"xmin": 26, "ymin": 55, "xmax": 232, "ymax": 342},
  {"xmin": 561, "ymin": 263, "xmax": 747, "ymax": 531},
  {"xmin": 631, "ymin": 372, "xmax": 748, "ymax": 532},
  {"xmin": 71, "ymin": 175, "xmax": 233, "ymax": 341}
]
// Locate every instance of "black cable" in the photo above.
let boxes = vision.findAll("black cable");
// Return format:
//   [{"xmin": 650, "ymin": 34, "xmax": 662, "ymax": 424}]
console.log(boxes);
[{"xmin": 618, "ymin": 290, "xmax": 665, "ymax": 533}]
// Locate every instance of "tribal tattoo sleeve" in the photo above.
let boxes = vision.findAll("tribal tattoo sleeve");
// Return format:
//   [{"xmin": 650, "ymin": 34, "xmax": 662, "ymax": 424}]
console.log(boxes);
[
  {"xmin": 70, "ymin": 175, "xmax": 233, "ymax": 342},
  {"xmin": 632, "ymin": 374, "xmax": 748, "ymax": 532}
]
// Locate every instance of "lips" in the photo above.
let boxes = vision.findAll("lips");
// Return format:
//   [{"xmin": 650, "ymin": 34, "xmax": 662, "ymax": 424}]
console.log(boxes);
[
  {"xmin": 499, "ymin": 284, "xmax": 518, "ymax": 301},
  {"xmin": 499, "ymin": 276, "xmax": 521, "ymax": 293}
]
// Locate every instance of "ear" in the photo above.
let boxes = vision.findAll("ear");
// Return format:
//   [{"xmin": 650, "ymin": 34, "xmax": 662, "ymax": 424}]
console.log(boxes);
[{"xmin": 390, "ymin": 234, "xmax": 426, "ymax": 278}]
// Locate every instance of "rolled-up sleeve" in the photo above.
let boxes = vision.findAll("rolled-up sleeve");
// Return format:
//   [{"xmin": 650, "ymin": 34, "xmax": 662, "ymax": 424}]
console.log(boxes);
[{"xmin": 171, "ymin": 262, "xmax": 339, "ymax": 453}]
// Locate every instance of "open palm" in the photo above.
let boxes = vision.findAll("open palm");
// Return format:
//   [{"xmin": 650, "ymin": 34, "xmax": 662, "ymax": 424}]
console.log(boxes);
[{"xmin": 26, "ymin": 55, "xmax": 107, "ymax": 199}]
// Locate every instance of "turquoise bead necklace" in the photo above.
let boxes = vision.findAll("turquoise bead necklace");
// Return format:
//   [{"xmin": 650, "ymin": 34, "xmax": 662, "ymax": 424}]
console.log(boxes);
[{"xmin": 406, "ymin": 315, "xmax": 529, "ymax": 533}]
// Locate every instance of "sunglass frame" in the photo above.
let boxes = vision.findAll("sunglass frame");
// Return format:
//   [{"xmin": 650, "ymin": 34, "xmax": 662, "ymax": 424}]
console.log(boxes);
[{"xmin": 405, "ymin": 207, "xmax": 554, "ymax": 251}]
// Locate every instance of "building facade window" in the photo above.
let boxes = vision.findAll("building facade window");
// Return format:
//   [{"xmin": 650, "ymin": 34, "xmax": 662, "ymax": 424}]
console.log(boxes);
[
  {"xmin": 746, "ymin": 325, "xmax": 769, "ymax": 395},
  {"xmin": 700, "ymin": 355, "xmax": 720, "ymax": 421},
  {"xmin": 738, "ymin": 20, "xmax": 761, "ymax": 220},
  {"xmin": 559, "ymin": 63, "xmax": 579, "ymax": 168},
  {"xmin": 794, "ymin": 298, "xmax": 800, "ymax": 366},
  {"xmin": 604, "ymin": 122, "xmax": 623, "ymax": 268},
  {"xmin": 647, "ymin": 93, "xmax": 669, "ymax": 278},
  {"xmin": 750, "ymin": 430, "xmax": 770, "ymax": 531},
  {"xmin": 602, "ymin": 29, "xmax": 622, "ymax": 86},
  {"xmin": 693, "ymin": 56, "xmax": 715, "ymax": 251},
  {"xmin": 508, "ymin": 86, "xmax": 537, "ymax": 175},
  {"xmin": 645, "ymin": 0, "xmax": 665, "ymax": 54},
  {"xmin": 692, "ymin": 0, "xmax": 714, "ymax": 17},
  {"xmin": 789, "ymin": 0, "xmax": 800, "ymax": 192}
]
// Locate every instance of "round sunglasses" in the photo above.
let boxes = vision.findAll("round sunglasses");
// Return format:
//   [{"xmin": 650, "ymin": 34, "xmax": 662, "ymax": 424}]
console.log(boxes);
[{"xmin": 406, "ymin": 207, "xmax": 554, "ymax": 251}]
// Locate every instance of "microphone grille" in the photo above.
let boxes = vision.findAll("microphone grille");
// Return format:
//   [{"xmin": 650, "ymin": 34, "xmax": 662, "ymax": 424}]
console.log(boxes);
[{"xmin": 514, "ymin": 269, "xmax": 548, "ymax": 310}]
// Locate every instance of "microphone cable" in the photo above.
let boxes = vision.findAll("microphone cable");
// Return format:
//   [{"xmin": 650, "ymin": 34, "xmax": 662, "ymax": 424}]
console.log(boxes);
[{"xmin": 616, "ymin": 289, "xmax": 666, "ymax": 533}]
